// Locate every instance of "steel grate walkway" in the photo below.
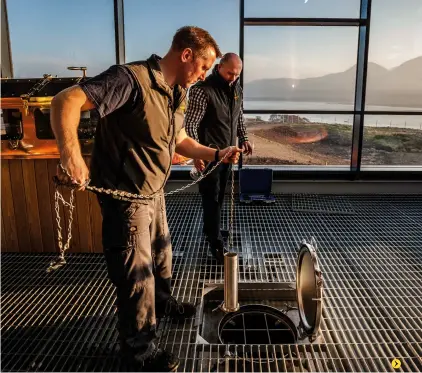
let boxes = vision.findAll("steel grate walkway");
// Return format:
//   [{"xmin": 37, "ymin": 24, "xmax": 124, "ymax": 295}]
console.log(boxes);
[{"xmin": 1, "ymin": 194, "xmax": 422, "ymax": 372}]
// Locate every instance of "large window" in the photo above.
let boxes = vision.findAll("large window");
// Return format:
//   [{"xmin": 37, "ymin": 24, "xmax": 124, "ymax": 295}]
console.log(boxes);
[
  {"xmin": 361, "ymin": 0, "xmax": 422, "ymax": 167},
  {"xmin": 124, "ymin": 0, "xmax": 239, "ymax": 62},
  {"xmin": 3, "ymin": 0, "xmax": 421, "ymax": 174},
  {"xmin": 242, "ymin": 2, "xmax": 359, "ymax": 168},
  {"xmin": 242, "ymin": 0, "xmax": 422, "ymax": 171},
  {"xmin": 244, "ymin": 27, "xmax": 358, "ymax": 111},
  {"xmin": 7, "ymin": 0, "xmax": 115, "ymax": 78},
  {"xmin": 366, "ymin": 0, "xmax": 422, "ymax": 111}
]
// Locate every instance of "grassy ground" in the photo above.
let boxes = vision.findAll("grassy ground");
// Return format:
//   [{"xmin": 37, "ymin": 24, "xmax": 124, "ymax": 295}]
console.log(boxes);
[{"xmin": 246, "ymin": 121, "xmax": 422, "ymax": 166}]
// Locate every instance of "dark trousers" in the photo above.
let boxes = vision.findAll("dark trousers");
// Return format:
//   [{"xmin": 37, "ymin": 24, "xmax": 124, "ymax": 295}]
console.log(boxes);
[
  {"xmin": 98, "ymin": 193, "xmax": 172, "ymax": 364},
  {"xmin": 199, "ymin": 163, "xmax": 230, "ymax": 245}
]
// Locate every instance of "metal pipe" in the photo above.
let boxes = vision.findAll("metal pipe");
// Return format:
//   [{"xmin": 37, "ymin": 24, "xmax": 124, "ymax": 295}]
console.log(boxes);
[{"xmin": 221, "ymin": 252, "xmax": 239, "ymax": 313}]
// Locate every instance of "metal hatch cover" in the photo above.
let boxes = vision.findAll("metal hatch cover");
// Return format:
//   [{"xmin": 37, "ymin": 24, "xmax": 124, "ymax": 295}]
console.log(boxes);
[{"xmin": 296, "ymin": 237, "xmax": 323, "ymax": 342}]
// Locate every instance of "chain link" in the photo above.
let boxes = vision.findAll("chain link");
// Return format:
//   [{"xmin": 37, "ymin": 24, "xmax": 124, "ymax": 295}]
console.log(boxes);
[
  {"xmin": 229, "ymin": 164, "xmax": 235, "ymax": 251},
  {"xmin": 47, "ymin": 188, "xmax": 75, "ymax": 272},
  {"xmin": 21, "ymin": 74, "xmax": 53, "ymax": 115},
  {"xmin": 21, "ymin": 74, "xmax": 53, "ymax": 100},
  {"xmin": 48, "ymin": 148, "xmax": 238, "ymax": 272},
  {"xmin": 85, "ymin": 148, "xmax": 234, "ymax": 202}
]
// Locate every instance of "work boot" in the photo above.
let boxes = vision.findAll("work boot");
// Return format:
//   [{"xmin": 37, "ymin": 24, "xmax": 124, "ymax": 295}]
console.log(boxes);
[
  {"xmin": 203, "ymin": 227, "xmax": 229, "ymax": 240},
  {"xmin": 209, "ymin": 240, "xmax": 228, "ymax": 264},
  {"xmin": 220, "ymin": 229, "xmax": 229, "ymax": 239},
  {"xmin": 121, "ymin": 344, "xmax": 179, "ymax": 372},
  {"xmin": 156, "ymin": 296, "xmax": 197, "ymax": 321},
  {"xmin": 139, "ymin": 348, "xmax": 180, "ymax": 372}
]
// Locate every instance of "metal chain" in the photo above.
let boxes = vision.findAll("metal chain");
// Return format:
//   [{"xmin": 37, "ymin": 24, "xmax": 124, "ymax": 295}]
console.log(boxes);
[
  {"xmin": 21, "ymin": 74, "xmax": 53, "ymax": 115},
  {"xmin": 228, "ymin": 164, "xmax": 235, "ymax": 251},
  {"xmin": 47, "ymin": 188, "xmax": 75, "ymax": 272},
  {"xmin": 47, "ymin": 148, "xmax": 237, "ymax": 272},
  {"xmin": 85, "ymin": 149, "xmax": 235, "ymax": 202},
  {"xmin": 21, "ymin": 74, "xmax": 53, "ymax": 100}
]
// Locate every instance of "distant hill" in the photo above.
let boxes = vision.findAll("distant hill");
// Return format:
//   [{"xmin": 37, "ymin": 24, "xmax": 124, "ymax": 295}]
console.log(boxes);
[{"xmin": 244, "ymin": 56, "xmax": 422, "ymax": 108}]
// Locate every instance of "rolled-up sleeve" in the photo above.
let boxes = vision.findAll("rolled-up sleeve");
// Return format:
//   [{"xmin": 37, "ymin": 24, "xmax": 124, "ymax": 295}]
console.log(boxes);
[{"xmin": 78, "ymin": 65, "xmax": 135, "ymax": 118}]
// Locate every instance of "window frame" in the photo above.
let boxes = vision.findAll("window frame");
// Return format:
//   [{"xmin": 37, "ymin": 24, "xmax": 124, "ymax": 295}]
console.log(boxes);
[
  {"xmin": 239, "ymin": 0, "xmax": 422, "ymax": 178},
  {"xmin": 3, "ymin": 0, "xmax": 420, "ymax": 178}
]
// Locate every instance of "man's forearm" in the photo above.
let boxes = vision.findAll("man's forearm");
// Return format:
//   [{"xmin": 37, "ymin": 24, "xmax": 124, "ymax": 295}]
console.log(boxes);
[
  {"xmin": 50, "ymin": 91, "xmax": 84, "ymax": 160},
  {"xmin": 175, "ymin": 136, "xmax": 217, "ymax": 161}
]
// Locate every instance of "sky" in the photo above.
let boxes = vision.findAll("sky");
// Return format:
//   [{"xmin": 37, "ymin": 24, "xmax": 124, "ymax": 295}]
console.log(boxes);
[{"xmin": 5, "ymin": 0, "xmax": 422, "ymax": 82}]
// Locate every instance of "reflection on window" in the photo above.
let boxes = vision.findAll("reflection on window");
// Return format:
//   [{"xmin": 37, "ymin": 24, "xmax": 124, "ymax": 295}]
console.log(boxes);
[
  {"xmin": 362, "ymin": 115, "xmax": 422, "ymax": 166},
  {"xmin": 243, "ymin": 27, "xmax": 358, "ymax": 111},
  {"xmin": 34, "ymin": 109, "xmax": 98, "ymax": 140},
  {"xmin": 124, "ymin": 0, "xmax": 239, "ymax": 62},
  {"xmin": 1, "ymin": 109, "xmax": 23, "ymax": 140},
  {"xmin": 366, "ymin": 0, "xmax": 422, "ymax": 110},
  {"xmin": 7, "ymin": 0, "xmax": 115, "ymax": 78},
  {"xmin": 242, "ymin": 113, "xmax": 353, "ymax": 166},
  {"xmin": 245, "ymin": 0, "xmax": 360, "ymax": 18}
]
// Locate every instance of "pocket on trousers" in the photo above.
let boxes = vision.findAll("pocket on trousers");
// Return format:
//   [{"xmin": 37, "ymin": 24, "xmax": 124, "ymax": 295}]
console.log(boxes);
[
  {"xmin": 104, "ymin": 244, "xmax": 135, "ymax": 287},
  {"xmin": 104, "ymin": 232, "xmax": 151, "ymax": 288},
  {"xmin": 102, "ymin": 201, "xmax": 149, "ymax": 248},
  {"xmin": 123, "ymin": 202, "xmax": 139, "ymax": 219}
]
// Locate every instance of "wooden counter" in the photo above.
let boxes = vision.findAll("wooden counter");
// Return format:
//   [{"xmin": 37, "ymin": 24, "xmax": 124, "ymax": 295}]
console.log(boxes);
[{"xmin": 1, "ymin": 157, "xmax": 103, "ymax": 253}]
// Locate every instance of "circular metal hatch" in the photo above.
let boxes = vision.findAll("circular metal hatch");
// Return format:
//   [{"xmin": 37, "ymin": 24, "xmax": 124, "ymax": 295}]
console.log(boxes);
[
  {"xmin": 296, "ymin": 238, "xmax": 323, "ymax": 342},
  {"xmin": 218, "ymin": 304, "xmax": 298, "ymax": 346}
]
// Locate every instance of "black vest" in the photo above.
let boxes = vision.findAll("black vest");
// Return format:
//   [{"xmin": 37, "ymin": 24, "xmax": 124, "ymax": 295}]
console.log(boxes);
[
  {"xmin": 196, "ymin": 66, "xmax": 242, "ymax": 149},
  {"xmin": 90, "ymin": 56, "xmax": 186, "ymax": 195}
]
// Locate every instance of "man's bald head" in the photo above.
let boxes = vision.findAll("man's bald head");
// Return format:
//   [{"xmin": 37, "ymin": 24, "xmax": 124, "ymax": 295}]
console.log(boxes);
[
  {"xmin": 218, "ymin": 53, "xmax": 243, "ymax": 84},
  {"xmin": 220, "ymin": 53, "xmax": 243, "ymax": 66}
]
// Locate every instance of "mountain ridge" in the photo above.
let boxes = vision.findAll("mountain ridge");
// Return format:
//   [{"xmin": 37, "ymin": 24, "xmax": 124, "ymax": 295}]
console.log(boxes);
[{"xmin": 244, "ymin": 56, "xmax": 422, "ymax": 108}]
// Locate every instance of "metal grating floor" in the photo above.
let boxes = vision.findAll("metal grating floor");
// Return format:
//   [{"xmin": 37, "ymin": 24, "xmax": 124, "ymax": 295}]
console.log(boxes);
[
  {"xmin": 292, "ymin": 194, "xmax": 355, "ymax": 215},
  {"xmin": 1, "ymin": 194, "xmax": 422, "ymax": 372}
]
